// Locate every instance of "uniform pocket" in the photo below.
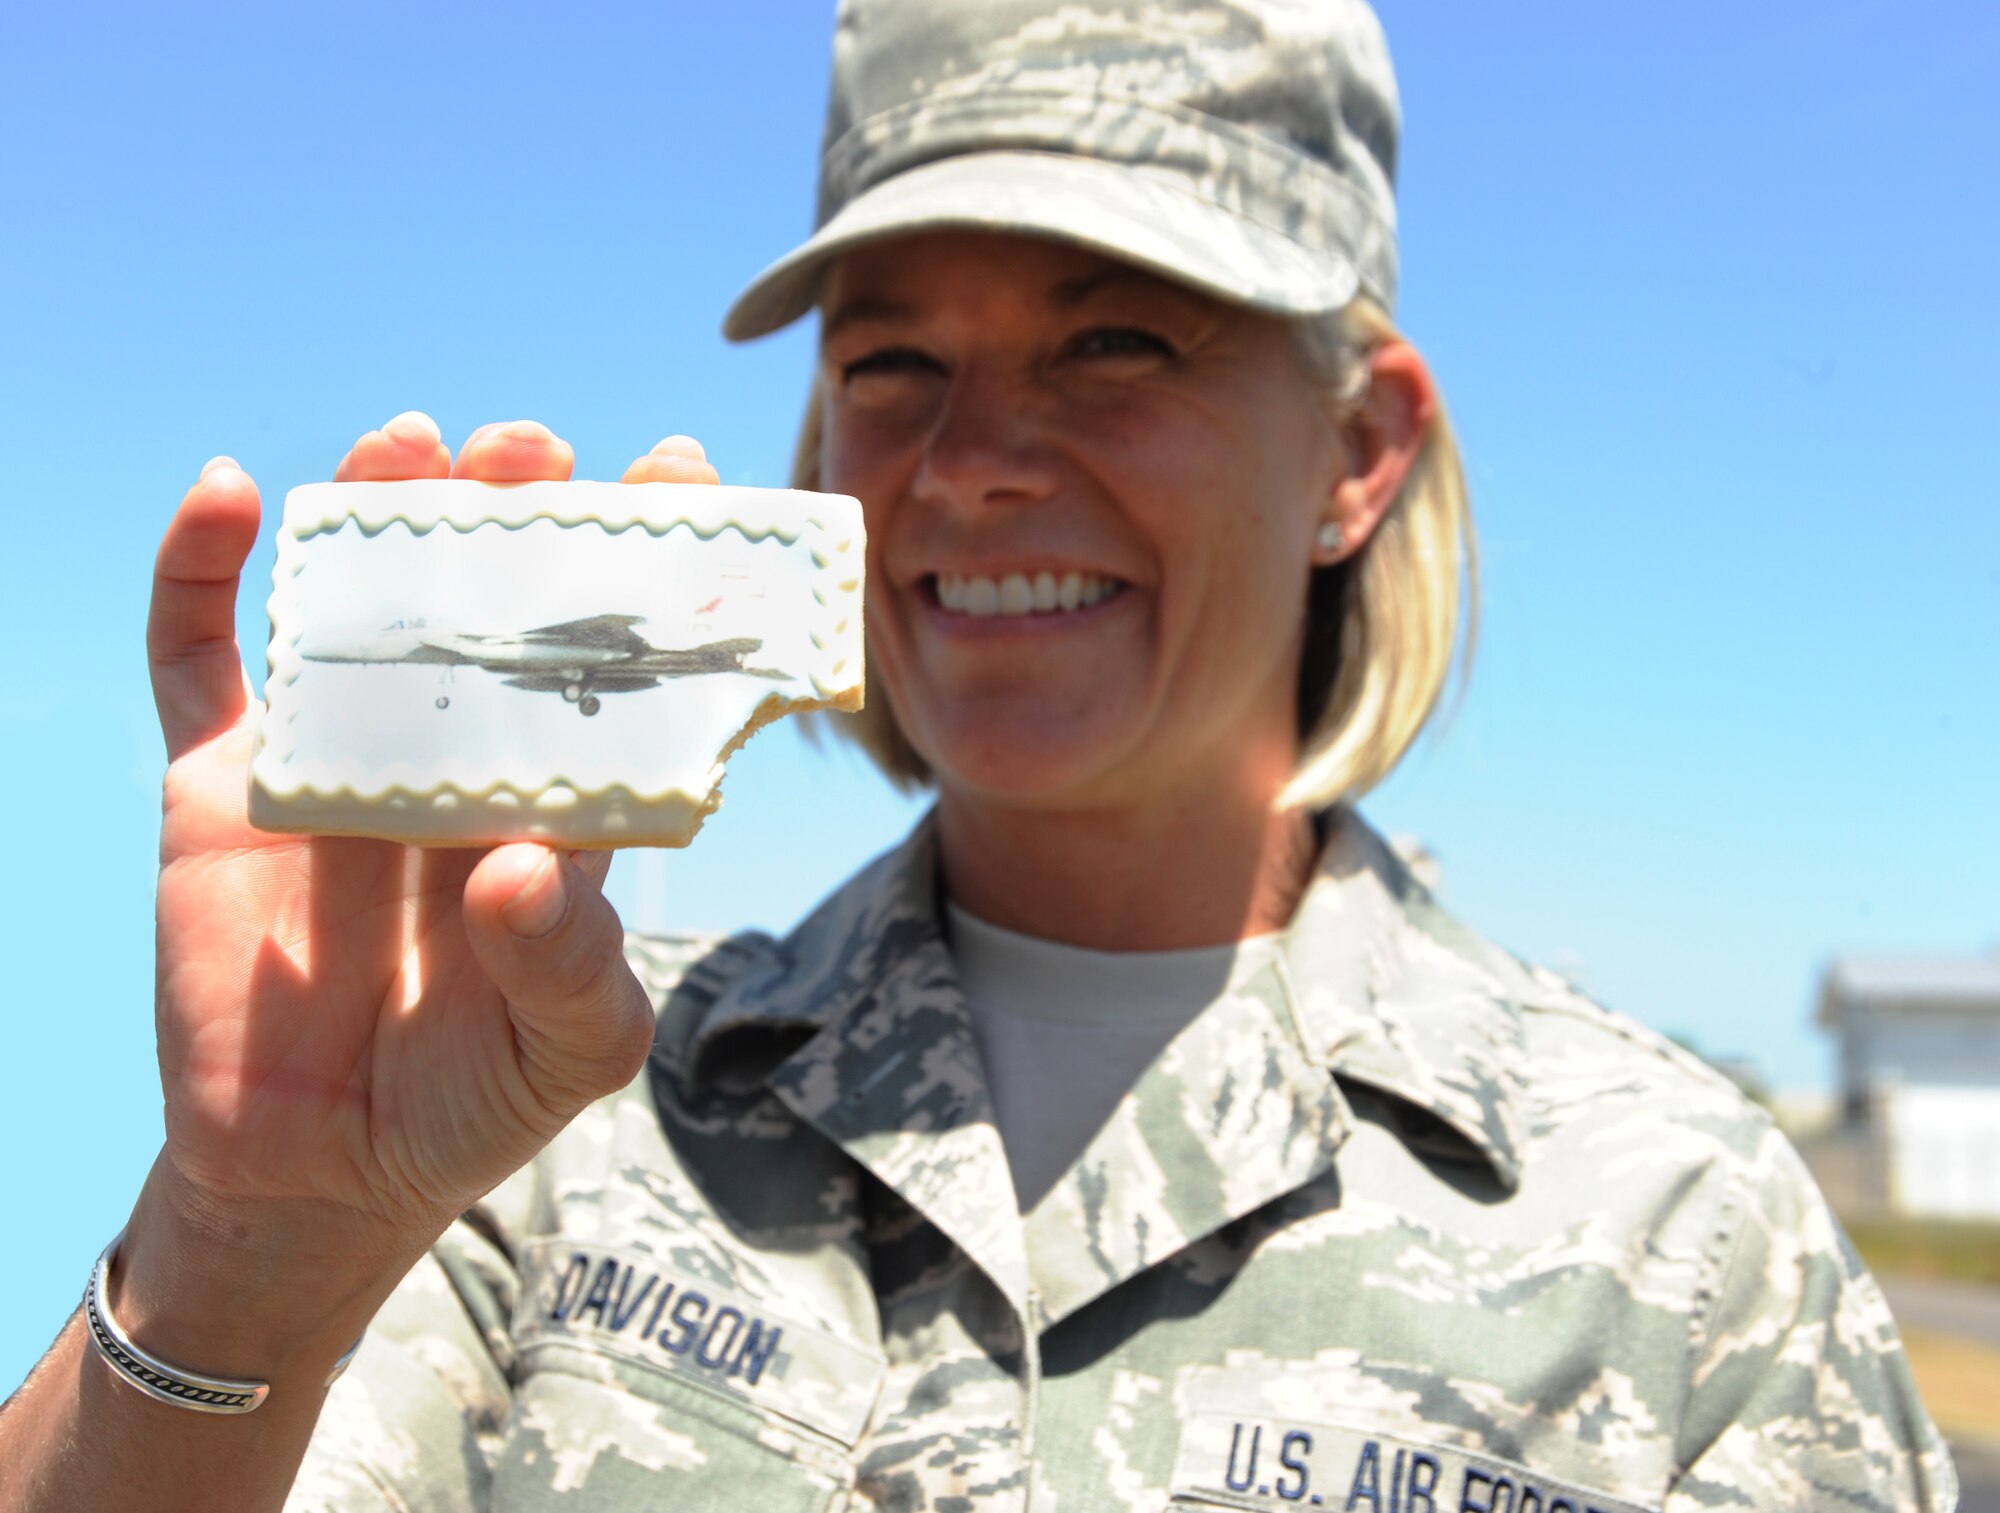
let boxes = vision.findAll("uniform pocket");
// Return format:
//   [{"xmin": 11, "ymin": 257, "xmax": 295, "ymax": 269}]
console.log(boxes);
[
  {"xmin": 494, "ymin": 1240, "xmax": 888, "ymax": 1512},
  {"xmin": 495, "ymin": 1350, "xmax": 852, "ymax": 1513}
]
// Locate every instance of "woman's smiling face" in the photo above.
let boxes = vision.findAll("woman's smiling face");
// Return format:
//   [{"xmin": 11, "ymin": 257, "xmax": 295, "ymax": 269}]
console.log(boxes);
[{"xmin": 819, "ymin": 231, "xmax": 1347, "ymax": 816}]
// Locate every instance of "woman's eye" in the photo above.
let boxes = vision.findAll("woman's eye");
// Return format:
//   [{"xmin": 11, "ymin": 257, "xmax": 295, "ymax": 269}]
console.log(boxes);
[
  {"xmin": 839, "ymin": 347, "xmax": 944, "ymax": 384},
  {"xmin": 1071, "ymin": 327, "xmax": 1176, "ymax": 361}
]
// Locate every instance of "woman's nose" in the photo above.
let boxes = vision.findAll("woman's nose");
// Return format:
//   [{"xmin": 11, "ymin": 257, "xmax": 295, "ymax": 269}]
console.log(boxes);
[{"xmin": 911, "ymin": 362, "xmax": 1062, "ymax": 513}]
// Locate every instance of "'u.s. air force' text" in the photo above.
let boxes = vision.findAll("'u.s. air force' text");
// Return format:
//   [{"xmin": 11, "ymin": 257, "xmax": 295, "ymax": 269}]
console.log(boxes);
[
  {"xmin": 542, "ymin": 1250, "xmax": 786, "ymax": 1387},
  {"xmin": 1196, "ymin": 1419, "xmax": 1653, "ymax": 1513}
]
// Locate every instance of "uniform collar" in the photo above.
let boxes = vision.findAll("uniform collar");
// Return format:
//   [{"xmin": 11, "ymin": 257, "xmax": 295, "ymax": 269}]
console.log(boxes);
[
  {"xmin": 683, "ymin": 817, "xmax": 944, "ymax": 1068},
  {"xmin": 1280, "ymin": 808, "xmax": 1529, "ymax": 1192},
  {"xmin": 689, "ymin": 817, "xmax": 1034, "ymax": 1310},
  {"xmin": 1021, "ymin": 948, "xmax": 1344, "ymax": 1326},
  {"xmin": 680, "ymin": 806, "xmax": 1530, "ymax": 1313}
]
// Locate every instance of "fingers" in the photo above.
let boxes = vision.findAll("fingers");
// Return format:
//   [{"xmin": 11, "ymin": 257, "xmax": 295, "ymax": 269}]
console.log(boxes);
[
  {"xmin": 620, "ymin": 435, "xmax": 720, "ymax": 486},
  {"xmin": 336, "ymin": 419, "xmax": 691, "ymax": 490},
  {"xmin": 462, "ymin": 845, "xmax": 654, "ymax": 1123},
  {"xmin": 333, "ymin": 411, "xmax": 451, "ymax": 482},
  {"xmin": 333, "ymin": 413, "xmax": 574, "ymax": 485},
  {"xmin": 149, "ymin": 459, "xmax": 263, "ymax": 761},
  {"xmin": 453, "ymin": 419, "xmax": 576, "ymax": 482}
]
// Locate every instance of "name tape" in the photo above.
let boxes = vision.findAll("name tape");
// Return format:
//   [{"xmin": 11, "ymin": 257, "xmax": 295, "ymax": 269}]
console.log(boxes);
[
  {"xmin": 1172, "ymin": 1410, "xmax": 1658, "ymax": 1513},
  {"xmin": 516, "ymin": 1238, "xmax": 884, "ymax": 1446}
]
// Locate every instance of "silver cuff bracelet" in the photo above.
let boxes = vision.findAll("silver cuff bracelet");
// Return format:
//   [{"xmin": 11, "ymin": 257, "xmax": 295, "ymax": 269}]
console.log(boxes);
[{"xmin": 82, "ymin": 1228, "xmax": 362, "ymax": 1414}]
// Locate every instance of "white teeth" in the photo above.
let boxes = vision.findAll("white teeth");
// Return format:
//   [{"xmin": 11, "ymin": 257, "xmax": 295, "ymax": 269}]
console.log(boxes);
[{"xmin": 935, "ymin": 571, "xmax": 1122, "ymax": 617}]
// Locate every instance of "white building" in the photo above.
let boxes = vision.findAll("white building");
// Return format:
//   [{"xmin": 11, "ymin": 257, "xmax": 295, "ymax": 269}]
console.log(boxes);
[{"xmin": 1812, "ymin": 953, "xmax": 2000, "ymax": 1220}]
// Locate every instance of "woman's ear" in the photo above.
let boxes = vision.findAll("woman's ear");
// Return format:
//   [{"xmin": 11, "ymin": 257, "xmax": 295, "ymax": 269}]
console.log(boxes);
[{"xmin": 1312, "ymin": 340, "xmax": 1438, "ymax": 565}]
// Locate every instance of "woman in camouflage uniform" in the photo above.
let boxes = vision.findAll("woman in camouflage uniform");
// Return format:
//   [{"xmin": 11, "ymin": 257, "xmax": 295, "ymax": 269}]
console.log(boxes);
[{"xmin": 0, "ymin": 2, "xmax": 1957, "ymax": 1511}]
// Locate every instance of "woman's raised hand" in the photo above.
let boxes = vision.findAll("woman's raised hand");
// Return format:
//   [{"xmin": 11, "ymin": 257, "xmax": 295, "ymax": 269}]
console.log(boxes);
[
  {"xmin": 137, "ymin": 416, "xmax": 712, "ymax": 1299},
  {"xmin": 0, "ymin": 419, "xmax": 728, "ymax": 1513}
]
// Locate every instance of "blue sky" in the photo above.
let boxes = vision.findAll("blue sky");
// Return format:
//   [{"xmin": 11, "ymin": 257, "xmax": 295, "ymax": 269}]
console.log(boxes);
[{"xmin": 1, "ymin": 0, "xmax": 1994, "ymax": 1396}]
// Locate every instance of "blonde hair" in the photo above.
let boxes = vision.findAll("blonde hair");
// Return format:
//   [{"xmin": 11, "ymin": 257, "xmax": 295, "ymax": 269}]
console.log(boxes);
[{"xmin": 791, "ymin": 295, "xmax": 1478, "ymax": 807}]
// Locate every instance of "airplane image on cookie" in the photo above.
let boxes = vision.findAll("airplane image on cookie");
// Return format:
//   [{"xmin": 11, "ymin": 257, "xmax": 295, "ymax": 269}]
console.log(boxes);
[{"xmin": 301, "ymin": 614, "xmax": 781, "ymax": 716}]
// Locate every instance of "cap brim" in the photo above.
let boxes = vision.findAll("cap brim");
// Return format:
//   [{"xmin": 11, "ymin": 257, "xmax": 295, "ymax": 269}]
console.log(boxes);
[{"xmin": 722, "ymin": 149, "xmax": 1361, "ymax": 342}]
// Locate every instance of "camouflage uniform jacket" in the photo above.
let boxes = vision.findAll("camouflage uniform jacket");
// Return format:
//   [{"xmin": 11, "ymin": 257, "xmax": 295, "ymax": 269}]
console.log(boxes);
[{"xmin": 288, "ymin": 808, "xmax": 1957, "ymax": 1513}]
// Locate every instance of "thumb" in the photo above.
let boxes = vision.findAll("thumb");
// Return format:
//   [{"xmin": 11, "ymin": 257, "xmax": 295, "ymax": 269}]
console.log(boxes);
[{"xmin": 463, "ymin": 845, "xmax": 655, "ymax": 1123}]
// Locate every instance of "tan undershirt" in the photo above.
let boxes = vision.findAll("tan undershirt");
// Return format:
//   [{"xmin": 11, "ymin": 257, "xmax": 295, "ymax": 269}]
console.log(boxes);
[{"xmin": 944, "ymin": 900, "xmax": 1283, "ymax": 1212}]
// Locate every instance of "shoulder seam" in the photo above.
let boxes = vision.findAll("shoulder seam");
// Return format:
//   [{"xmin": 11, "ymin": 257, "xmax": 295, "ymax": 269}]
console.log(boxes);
[
  {"xmin": 1671, "ymin": 1140, "xmax": 1764, "ymax": 1480},
  {"xmin": 1516, "ymin": 993, "xmax": 1765, "ymax": 1104}
]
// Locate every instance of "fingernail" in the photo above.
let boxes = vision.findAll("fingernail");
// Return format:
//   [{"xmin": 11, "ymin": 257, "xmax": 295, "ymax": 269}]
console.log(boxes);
[
  {"xmin": 383, "ymin": 410, "xmax": 441, "ymax": 444},
  {"xmin": 201, "ymin": 455, "xmax": 240, "ymax": 478},
  {"xmin": 651, "ymin": 435, "xmax": 706, "ymax": 459},
  {"xmin": 499, "ymin": 419, "xmax": 553, "ymax": 442},
  {"xmin": 500, "ymin": 852, "xmax": 568, "ymax": 939}
]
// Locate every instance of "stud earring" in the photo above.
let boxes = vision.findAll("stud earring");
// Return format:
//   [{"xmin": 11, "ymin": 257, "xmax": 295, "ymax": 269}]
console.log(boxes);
[{"xmin": 1316, "ymin": 520, "xmax": 1345, "ymax": 554}]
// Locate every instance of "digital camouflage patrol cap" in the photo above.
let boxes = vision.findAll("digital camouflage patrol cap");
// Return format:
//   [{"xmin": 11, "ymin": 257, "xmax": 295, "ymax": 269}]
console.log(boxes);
[{"xmin": 722, "ymin": 0, "xmax": 1401, "ymax": 340}]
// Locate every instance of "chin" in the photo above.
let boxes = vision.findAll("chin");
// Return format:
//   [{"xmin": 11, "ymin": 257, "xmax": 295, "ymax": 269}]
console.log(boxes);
[{"xmin": 915, "ymin": 708, "xmax": 1156, "ymax": 812}]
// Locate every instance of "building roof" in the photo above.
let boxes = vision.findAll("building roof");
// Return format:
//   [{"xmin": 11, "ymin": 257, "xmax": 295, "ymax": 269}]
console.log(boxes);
[{"xmin": 1818, "ymin": 952, "xmax": 2000, "ymax": 1026}]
